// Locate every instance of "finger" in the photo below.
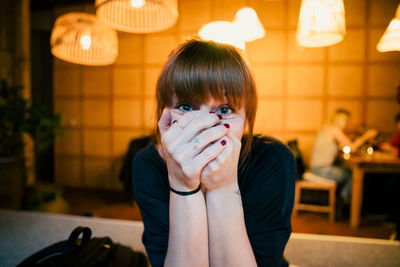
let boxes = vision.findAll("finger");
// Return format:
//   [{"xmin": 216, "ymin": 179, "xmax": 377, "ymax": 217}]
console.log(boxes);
[
  {"xmin": 214, "ymin": 137, "xmax": 233, "ymax": 165},
  {"xmin": 158, "ymin": 108, "xmax": 172, "ymax": 136},
  {"xmin": 191, "ymin": 124, "xmax": 230, "ymax": 155},
  {"xmin": 168, "ymin": 111, "xmax": 222, "ymax": 143},
  {"xmin": 181, "ymin": 113, "xmax": 223, "ymax": 143},
  {"xmin": 194, "ymin": 137, "xmax": 226, "ymax": 171}
]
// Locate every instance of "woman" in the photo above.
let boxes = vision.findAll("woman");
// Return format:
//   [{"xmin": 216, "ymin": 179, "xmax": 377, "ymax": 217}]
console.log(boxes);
[
  {"xmin": 132, "ymin": 39, "xmax": 295, "ymax": 267},
  {"xmin": 310, "ymin": 109, "xmax": 377, "ymax": 204}
]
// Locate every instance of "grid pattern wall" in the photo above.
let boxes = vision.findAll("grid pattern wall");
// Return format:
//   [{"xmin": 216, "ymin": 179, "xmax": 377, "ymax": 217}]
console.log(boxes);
[{"xmin": 54, "ymin": 0, "xmax": 400, "ymax": 189}]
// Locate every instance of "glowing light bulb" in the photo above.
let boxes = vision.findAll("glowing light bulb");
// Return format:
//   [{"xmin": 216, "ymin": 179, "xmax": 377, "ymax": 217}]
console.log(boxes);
[
  {"xmin": 80, "ymin": 35, "xmax": 92, "ymax": 50},
  {"xmin": 199, "ymin": 21, "xmax": 245, "ymax": 49},
  {"xmin": 367, "ymin": 146, "xmax": 374, "ymax": 155},
  {"xmin": 343, "ymin": 146, "xmax": 351, "ymax": 154},
  {"xmin": 131, "ymin": 0, "xmax": 145, "ymax": 8}
]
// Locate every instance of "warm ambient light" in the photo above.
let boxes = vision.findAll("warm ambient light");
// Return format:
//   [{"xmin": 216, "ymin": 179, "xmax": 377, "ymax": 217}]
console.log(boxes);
[
  {"xmin": 50, "ymin": 12, "xmax": 118, "ymax": 66},
  {"xmin": 377, "ymin": 4, "xmax": 400, "ymax": 52},
  {"xmin": 198, "ymin": 7, "xmax": 265, "ymax": 50},
  {"xmin": 199, "ymin": 21, "xmax": 246, "ymax": 50},
  {"xmin": 95, "ymin": 0, "xmax": 178, "ymax": 33},
  {"xmin": 131, "ymin": 0, "xmax": 145, "ymax": 8},
  {"xmin": 297, "ymin": 0, "xmax": 346, "ymax": 48},
  {"xmin": 80, "ymin": 35, "xmax": 92, "ymax": 50},
  {"xmin": 343, "ymin": 145, "xmax": 351, "ymax": 160},
  {"xmin": 367, "ymin": 146, "xmax": 374, "ymax": 156},
  {"xmin": 233, "ymin": 7, "xmax": 265, "ymax": 42}
]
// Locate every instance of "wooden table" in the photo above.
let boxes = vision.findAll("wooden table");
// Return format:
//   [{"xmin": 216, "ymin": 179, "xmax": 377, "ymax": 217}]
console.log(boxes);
[{"xmin": 343, "ymin": 153, "xmax": 400, "ymax": 228}]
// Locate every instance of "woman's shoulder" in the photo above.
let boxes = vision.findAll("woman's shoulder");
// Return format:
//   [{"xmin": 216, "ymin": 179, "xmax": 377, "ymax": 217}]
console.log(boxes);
[
  {"xmin": 240, "ymin": 135, "xmax": 295, "ymax": 207},
  {"xmin": 240, "ymin": 135, "xmax": 295, "ymax": 182},
  {"xmin": 132, "ymin": 144, "xmax": 166, "ymax": 180},
  {"xmin": 250, "ymin": 135, "xmax": 294, "ymax": 161},
  {"xmin": 133, "ymin": 144, "xmax": 159, "ymax": 165}
]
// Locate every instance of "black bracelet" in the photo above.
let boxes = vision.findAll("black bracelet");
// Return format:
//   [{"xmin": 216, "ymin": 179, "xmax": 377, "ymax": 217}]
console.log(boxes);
[{"xmin": 169, "ymin": 184, "xmax": 201, "ymax": 196}]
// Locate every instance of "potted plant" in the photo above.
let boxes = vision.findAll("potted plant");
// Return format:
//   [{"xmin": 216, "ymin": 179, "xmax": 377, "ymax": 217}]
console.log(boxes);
[{"xmin": 0, "ymin": 79, "xmax": 62, "ymax": 209}]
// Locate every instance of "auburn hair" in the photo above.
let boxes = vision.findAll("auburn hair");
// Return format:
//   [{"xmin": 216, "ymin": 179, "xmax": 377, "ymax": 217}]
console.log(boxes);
[{"xmin": 155, "ymin": 38, "xmax": 258, "ymax": 165}]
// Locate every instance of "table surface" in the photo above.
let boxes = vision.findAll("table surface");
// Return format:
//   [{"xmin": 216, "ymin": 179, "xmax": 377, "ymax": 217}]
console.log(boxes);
[
  {"xmin": 343, "ymin": 153, "xmax": 400, "ymax": 228},
  {"xmin": 1, "ymin": 209, "xmax": 400, "ymax": 267},
  {"xmin": 344, "ymin": 153, "xmax": 400, "ymax": 165}
]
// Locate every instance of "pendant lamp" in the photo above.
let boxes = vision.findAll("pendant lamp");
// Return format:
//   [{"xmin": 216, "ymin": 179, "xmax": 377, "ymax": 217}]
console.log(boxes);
[
  {"xmin": 233, "ymin": 7, "xmax": 265, "ymax": 42},
  {"xmin": 50, "ymin": 12, "xmax": 118, "ymax": 66},
  {"xmin": 198, "ymin": 7, "xmax": 265, "ymax": 50},
  {"xmin": 296, "ymin": 0, "xmax": 346, "ymax": 48},
  {"xmin": 377, "ymin": 4, "xmax": 400, "ymax": 52},
  {"xmin": 199, "ymin": 21, "xmax": 246, "ymax": 50},
  {"xmin": 95, "ymin": 0, "xmax": 179, "ymax": 33}
]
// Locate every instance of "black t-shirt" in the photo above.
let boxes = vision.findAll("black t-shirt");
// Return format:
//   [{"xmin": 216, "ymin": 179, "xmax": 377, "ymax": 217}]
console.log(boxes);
[{"xmin": 132, "ymin": 135, "xmax": 295, "ymax": 267}]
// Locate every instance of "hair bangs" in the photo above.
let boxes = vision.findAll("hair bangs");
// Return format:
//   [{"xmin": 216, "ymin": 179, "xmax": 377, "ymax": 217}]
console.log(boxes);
[{"xmin": 171, "ymin": 47, "xmax": 247, "ymax": 110}]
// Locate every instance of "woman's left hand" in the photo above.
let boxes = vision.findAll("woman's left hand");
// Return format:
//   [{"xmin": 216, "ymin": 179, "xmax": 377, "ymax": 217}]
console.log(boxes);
[{"xmin": 200, "ymin": 130, "xmax": 242, "ymax": 192}]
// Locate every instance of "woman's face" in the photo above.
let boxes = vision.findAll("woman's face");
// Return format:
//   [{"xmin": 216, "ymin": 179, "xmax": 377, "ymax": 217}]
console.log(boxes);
[{"xmin": 170, "ymin": 94, "xmax": 246, "ymax": 140}]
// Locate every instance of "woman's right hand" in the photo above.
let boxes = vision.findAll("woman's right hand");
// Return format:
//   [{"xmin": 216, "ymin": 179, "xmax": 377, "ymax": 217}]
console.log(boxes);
[{"xmin": 158, "ymin": 108, "xmax": 230, "ymax": 192}]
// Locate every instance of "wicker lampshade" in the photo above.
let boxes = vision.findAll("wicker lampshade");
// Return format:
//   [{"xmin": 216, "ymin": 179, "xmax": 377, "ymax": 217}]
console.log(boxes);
[
  {"xmin": 95, "ymin": 0, "xmax": 179, "ymax": 33},
  {"xmin": 377, "ymin": 4, "xmax": 400, "ymax": 52},
  {"xmin": 233, "ymin": 7, "xmax": 265, "ymax": 42},
  {"xmin": 297, "ymin": 0, "xmax": 346, "ymax": 48},
  {"xmin": 50, "ymin": 12, "xmax": 118, "ymax": 66},
  {"xmin": 198, "ymin": 7, "xmax": 264, "ymax": 50},
  {"xmin": 199, "ymin": 21, "xmax": 246, "ymax": 50}
]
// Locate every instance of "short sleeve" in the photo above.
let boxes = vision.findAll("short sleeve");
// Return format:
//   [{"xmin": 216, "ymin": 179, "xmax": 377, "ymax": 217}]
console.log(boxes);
[
  {"xmin": 132, "ymin": 147, "xmax": 170, "ymax": 267},
  {"xmin": 390, "ymin": 132, "xmax": 399, "ymax": 147},
  {"xmin": 240, "ymin": 139, "xmax": 296, "ymax": 267}
]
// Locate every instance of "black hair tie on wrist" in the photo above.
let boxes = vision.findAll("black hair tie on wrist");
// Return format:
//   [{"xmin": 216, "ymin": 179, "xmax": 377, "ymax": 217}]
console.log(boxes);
[{"xmin": 170, "ymin": 184, "xmax": 201, "ymax": 196}]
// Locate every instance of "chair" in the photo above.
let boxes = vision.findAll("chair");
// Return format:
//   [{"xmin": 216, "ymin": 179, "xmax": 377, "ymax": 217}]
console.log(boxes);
[{"xmin": 294, "ymin": 172, "xmax": 337, "ymax": 222}]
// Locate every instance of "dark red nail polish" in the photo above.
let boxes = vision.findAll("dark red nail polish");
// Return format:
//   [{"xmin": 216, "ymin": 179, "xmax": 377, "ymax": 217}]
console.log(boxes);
[
  {"xmin": 209, "ymin": 111, "xmax": 215, "ymax": 114},
  {"xmin": 172, "ymin": 120, "xmax": 178, "ymax": 124},
  {"xmin": 217, "ymin": 115, "xmax": 222, "ymax": 120},
  {"xmin": 221, "ymin": 140, "xmax": 226, "ymax": 146},
  {"xmin": 224, "ymin": 123, "xmax": 230, "ymax": 129}
]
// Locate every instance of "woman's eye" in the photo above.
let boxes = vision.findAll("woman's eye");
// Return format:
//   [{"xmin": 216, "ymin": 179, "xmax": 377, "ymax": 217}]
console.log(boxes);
[
  {"xmin": 216, "ymin": 106, "xmax": 234, "ymax": 115},
  {"xmin": 176, "ymin": 104, "xmax": 193, "ymax": 112}
]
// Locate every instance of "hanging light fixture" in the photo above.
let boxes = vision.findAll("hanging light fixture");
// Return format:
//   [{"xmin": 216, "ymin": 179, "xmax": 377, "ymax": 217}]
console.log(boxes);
[
  {"xmin": 377, "ymin": 4, "xmax": 400, "ymax": 52},
  {"xmin": 50, "ymin": 12, "xmax": 118, "ymax": 66},
  {"xmin": 296, "ymin": 0, "xmax": 346, "ymax": 48},
  {"xmin": 233, "ymin": 7, "xmax": 265, "ymax": 42},
  {"xmin": 198, "ymin": 7, "xmax": 265, "ymax": 50},
  {"xmin": 95, "ymin": 0, "xmax": 179, "ymax": 33},
  {"xmin": 199, "ymin": 21, "xmax": 246, "ymax": 50}
]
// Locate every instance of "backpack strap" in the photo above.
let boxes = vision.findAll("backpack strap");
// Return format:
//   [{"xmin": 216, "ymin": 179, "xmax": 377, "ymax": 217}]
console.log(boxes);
[
  {"xmin": 67, "ymin": 227, "xmax": 92, "ymax": 246},
  {"xmin": 16, "ymin": 226, "xmax": 93, "ymax": 267},
  {"xmin": 16, "ymin": 240, "xmax": 68, "ymax": 267}
]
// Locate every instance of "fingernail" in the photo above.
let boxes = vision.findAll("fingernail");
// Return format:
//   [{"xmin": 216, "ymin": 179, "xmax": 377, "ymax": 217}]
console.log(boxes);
[
  {"xmin": 209, "ymin": 111, "xmax": 215, "ymax": 114},
  {"xmin": 217, "ymin": 115, "xmax": 222, "ymax": 120},
  {"xmin": 224, "ymin": 123, "xmax": 230, "ymax": 129},
  {"xmin": 172, "ymin": 120, "xmax": 178, "ymax": 124},
  {"xmin": 221, "ymin": 140, "xmax": 226, "ymax": 146}
]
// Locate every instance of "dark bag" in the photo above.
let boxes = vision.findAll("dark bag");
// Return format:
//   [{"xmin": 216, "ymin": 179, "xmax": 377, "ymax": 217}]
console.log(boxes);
[
  {"xmin": 287, "ymin": 139, "xmax": 305, "ymax": 180},
  {"xmin": 17, "ymin": 226, "xmax": 148, "ymax": 267}
]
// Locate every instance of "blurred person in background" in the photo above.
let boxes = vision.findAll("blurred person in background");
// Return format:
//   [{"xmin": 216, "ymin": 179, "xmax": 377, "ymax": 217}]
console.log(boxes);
[
  {"xmin": 309, "ymin": 109, "xmax": 377, "ymax": 212},
  {"xmin": 379, "ymin": 112, "xmax": 400, "ymax": 157}
]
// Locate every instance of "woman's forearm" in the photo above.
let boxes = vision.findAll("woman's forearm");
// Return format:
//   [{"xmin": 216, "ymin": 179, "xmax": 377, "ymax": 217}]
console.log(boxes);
[
  {"xmin": 205, "ymin": 185, "xmax": 257, "ymax": 267},
  {"xmin": 165, "ymin": 190, "xmax": 209, "ymax": 267}
]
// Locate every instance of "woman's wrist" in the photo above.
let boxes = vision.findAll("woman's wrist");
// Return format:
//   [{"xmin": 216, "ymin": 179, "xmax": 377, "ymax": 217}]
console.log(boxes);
[
  {"xmin": 168, "ymin": 175, "xmax": 201, "ymax": 193},
  {"xmin": 170, "ymin": 184, "xmax": 201, "ymax": 196}
]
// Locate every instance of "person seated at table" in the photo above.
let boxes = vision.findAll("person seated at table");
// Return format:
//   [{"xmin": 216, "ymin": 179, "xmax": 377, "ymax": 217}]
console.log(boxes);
[
  {"xmin": 309, "ymin": 109, "xmax": 377, "ymax": 206},
  {"xmin": 132, "ymin": 39, "xmax": 296, "ymax": 267},
  {"xmin": 379, "ymin": 112, "xmax": 400, "ymax": 156},
  {"xmin": 376, "ymin": 112, "xmax": 400, "ymax": 240}
]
